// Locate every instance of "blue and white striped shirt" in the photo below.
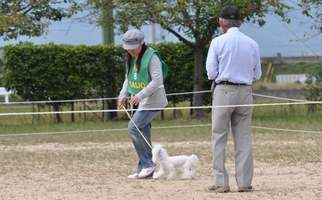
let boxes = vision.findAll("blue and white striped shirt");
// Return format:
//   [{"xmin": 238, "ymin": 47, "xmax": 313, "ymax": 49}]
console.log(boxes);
[{"xmin": 206, "ymin": 27, "xmax": 262, "ymax": 85}]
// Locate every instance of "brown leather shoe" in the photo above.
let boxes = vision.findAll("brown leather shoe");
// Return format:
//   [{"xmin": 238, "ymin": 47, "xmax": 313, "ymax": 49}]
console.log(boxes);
[
  {"xmin": 207, "ymin": 185, "xmax": 230, "ymax": 193},
  {"xmin": 238, "ymin": 186, "xmax": 254, "ymax": 192}
]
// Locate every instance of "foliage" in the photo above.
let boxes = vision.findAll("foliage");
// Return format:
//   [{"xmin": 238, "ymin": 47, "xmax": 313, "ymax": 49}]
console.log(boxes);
[
  {"xmin": 295, "ymin": 0, "xmax": 322, "ymax": 39},
  {"xmin": 273, "ymin": 62, "xmax": 322, "ymax": 75},
  {"xmin": 2, "ymin": 42, "xmax": 125, "ymax": 122},
  {"xmin": 4, "ymin": 42, "xmax": 319, "ymax": 123},
  {"xmin": 302, "ymin": 75, "xmax": 322, "ymax": 113},
  {"xmin": 0, "ymin": 0, "xmax": 79, "ymax": 40},
  {"xmin": 1, "ymin": 42, "xmax": 215, "ymax": 122},
  {"xmin": 77, "ymin": 0, "xmax": 292, "ymax": 117}
]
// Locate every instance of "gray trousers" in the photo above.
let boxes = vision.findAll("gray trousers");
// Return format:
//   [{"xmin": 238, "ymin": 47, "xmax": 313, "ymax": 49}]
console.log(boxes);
[{"xmin": 212, "ymin": 84, "xmax": 254, "ymax": 187}]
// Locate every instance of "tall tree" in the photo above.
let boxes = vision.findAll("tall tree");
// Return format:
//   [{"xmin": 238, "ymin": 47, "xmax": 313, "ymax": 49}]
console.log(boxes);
[
  {"xmin": 0, "ymin": 0, "xmax": 78, "ymax": 40},
  {"xmin": 296, "ymin": 0, "xmax": 322, "ymax": 39},
  {"xmin": 79, "ymin": 0, "xmax": 291, "ymax": 117}
]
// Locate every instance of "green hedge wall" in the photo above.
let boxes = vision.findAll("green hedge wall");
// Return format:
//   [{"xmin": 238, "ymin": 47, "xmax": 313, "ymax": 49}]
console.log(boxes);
[
  {"xmin": 3, "ymin": 42, "xmax": 125, "ymax": 101},
  {"xmin": 2, "ymin": 42, "xmax": 212, "ymax": 121}
]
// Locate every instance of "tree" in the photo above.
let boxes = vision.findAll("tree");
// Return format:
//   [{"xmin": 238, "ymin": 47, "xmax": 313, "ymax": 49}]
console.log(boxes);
[
  {"xmin": 302, "ymin": 77, "xmax": 322, "ymax": 113},
  {"xmin": 302, "ymin": 66, "xmax": 322, "ymax": 113},
  {"xmin": 0, "ymin": 0, "xmax": 78, "ymax": 40},
  {"xmin": 78, "ymin": 0, "xmax": 291, "ymax": 117},
  {"xmin": 295, "ymin": 0, "xmax": 322, "ymax": 40}
]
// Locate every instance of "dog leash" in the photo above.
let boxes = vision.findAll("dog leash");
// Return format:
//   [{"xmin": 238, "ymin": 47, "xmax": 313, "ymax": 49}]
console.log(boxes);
[{"xmin": 121, "ymin": 106, "xmax": 153, "ymax": 149}]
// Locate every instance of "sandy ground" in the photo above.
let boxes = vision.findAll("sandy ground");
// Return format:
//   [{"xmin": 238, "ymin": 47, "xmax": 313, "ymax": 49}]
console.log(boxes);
[{"xmin": 0, "ymin": 142, "xmax": 321, "ymax": 200}]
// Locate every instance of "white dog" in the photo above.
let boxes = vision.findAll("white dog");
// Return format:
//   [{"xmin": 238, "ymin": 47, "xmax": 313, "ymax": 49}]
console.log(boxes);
[{"xmin": 152, "ymin": 144, "xmax": 200, "ymax": 180}]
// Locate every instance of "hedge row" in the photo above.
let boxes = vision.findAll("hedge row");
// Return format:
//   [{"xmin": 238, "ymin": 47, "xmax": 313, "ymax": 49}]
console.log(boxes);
[{"xmin": 2, "ymin": 42, "xmax": 212, "ymax": 121}]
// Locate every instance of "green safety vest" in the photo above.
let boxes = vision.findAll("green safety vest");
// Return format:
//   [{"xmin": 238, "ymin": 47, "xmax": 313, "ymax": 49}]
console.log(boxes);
[{"xmin": 127, "ymin": 50, "xmax": 168, "ymax": 95}]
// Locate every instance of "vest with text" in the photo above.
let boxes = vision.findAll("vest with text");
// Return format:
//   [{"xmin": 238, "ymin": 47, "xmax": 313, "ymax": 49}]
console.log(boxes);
[{"xmin": 127, "ymin": 50, "xmax": 168, "ymax": 95}]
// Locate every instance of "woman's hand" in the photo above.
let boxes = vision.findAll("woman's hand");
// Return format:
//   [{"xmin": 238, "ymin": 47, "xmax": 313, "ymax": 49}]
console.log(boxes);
[
  {"xmin": 129, "ymin": 96, "xmax": 140, "ymax": 106},
  {"xmin": 118, "ymin": 98, "xmax": 127, "ymax": 108}
]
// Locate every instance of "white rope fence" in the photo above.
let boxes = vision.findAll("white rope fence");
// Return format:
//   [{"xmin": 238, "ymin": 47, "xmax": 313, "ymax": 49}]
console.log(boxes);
[
  {"xmin": 0, "ymin": 100, "xmax": 320, "ymax": 116},
  {"xmin": 0, "ymin": 90, "xmax": 321, "ymax": 137},
  {"xmin": 0, "ymin": 90, "xmax": 311, "ymax": 105},
  {"xmin": 0, "ymin": 124, "xmax": 321, "ymax": 137}
]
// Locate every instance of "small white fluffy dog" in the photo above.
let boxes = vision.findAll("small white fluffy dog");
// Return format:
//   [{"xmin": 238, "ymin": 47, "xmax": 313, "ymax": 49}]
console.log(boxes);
[{"xmin": 152, "ymin": 144, "xmax": 200, "ymax": 180}]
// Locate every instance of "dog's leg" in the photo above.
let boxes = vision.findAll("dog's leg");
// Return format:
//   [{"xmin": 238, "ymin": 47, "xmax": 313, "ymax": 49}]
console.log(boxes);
[
  {"xmin": 182, "ymin": 160, "xmax": 196, "ymax": 179},
  {"xmin": 166, "ymin": 165, "xmax": 176, "ymax": 180},
  {"xmin": 182, "ymin": 168, "xmax": 196, "ymax": 179},
  {"xmin": 153, "ymin": 165, "xmax": 165, "ymax": 179}
]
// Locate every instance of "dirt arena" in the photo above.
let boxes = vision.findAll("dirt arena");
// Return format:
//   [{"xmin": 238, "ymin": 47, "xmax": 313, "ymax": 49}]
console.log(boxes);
[{"xmin": 0, "ymin": 141, "xmax": 321, "ymax": 200}]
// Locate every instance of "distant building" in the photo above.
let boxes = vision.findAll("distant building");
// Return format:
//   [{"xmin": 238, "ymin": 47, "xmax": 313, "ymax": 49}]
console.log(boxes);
[{"xmin": 276, "ymin": 74, "xmax": 307, "ymax": 84}]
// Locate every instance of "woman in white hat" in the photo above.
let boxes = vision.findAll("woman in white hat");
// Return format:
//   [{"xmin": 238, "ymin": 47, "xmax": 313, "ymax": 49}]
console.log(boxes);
[{"xmin": 118, "ymin": 29, "xmax": 168, "ymax": 179}]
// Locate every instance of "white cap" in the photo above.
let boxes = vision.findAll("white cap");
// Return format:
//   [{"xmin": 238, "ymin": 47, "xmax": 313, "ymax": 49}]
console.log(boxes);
[{"xmin": 122, "ymin": 29, "xmax": 145, "ymax": 50}]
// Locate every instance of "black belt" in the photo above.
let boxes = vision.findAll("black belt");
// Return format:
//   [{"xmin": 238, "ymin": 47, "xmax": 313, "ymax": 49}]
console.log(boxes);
[{"xmin": 217, "ymin": 81, "xmax": 247, "ymax": 85}]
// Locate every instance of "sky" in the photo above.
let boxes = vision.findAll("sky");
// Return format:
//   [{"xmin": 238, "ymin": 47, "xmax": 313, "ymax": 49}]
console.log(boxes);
[
  {"xmin": 1, "ymin": 5, "xmax": 322, "ymax": 58},
  {"xmin": 240, "ymin": 14, "xmax": 322, "ymax": 57}
]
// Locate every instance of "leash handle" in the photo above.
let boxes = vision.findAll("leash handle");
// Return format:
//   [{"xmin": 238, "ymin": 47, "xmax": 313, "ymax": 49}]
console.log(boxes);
[{"xmin": 122, "ymin": 106, "xmax": 153, "ymax": 149}]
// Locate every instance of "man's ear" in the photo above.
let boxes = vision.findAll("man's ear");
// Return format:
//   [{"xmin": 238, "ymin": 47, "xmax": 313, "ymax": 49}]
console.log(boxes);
[{"xmin": 238, "ymin": 20, "xmax": 243, "ymax": 28}]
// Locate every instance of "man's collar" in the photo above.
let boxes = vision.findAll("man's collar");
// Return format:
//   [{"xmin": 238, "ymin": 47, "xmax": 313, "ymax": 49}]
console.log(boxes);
[{"xmin": 227, "ymin": 27, "xmax": 240, "ymax": 33}]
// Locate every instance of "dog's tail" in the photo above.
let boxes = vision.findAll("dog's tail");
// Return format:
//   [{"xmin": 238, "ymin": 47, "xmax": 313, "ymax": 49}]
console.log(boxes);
[{"xmin": 190, "ymin": 154, "xmax": 200, "ymax": 166}]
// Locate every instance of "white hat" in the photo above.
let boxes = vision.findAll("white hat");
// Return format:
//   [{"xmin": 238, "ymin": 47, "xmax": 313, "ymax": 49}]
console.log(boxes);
[{"xmin": 122, "ymin": 29, "xmax": 145, "ymax": 50}]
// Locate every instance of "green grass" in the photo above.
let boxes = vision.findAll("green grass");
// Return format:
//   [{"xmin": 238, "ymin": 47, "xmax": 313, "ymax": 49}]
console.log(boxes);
[
  {"xmin": 0, "ymin": 98, "xmax": 321, "ymax": 147},
  {"xmin": 1, "ymin": 117, "xmax": 321, "ymax": 167},
  {"xmin": 272, "ymin": 63, "xmax": 322, "ymax": 75}
]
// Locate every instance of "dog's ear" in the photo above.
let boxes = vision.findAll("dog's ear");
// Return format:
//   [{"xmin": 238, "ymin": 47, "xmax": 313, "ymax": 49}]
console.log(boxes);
[{"xmin": 158, "ymin": 149, "xmax": 163, "ymax": 158}]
